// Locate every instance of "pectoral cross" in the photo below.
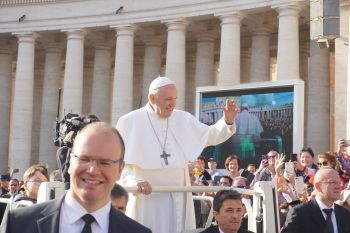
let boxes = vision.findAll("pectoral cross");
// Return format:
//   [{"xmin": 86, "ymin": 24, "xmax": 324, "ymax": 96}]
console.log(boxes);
[{"xmin": 160, "ymin": 150, "xmax": 171, "ymax": 165}]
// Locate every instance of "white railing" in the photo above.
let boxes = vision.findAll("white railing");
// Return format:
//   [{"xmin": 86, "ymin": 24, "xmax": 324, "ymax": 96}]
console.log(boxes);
[
  {"xmin": 0, "ymin": 181, "xmax": 279, "ymax": 233},
  {"xmin": 124, "ymin": 181, "xmax": 280, "ymax": 233}
]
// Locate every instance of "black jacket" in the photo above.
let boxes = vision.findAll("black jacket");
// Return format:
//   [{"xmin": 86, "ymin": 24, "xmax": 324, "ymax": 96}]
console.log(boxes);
[{"xmin": 281, "ymin": 199, "xmax": 350, "ymax": 233}]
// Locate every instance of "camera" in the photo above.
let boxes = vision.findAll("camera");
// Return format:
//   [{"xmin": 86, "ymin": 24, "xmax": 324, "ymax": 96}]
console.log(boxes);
[{"xmin": 54, "ymin": 113, "xmax": 99, "ymax": 148}]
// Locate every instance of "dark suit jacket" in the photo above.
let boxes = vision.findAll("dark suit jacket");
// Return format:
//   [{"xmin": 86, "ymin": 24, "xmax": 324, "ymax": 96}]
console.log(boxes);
[
  {"xmin": 200, "ymin": 225, "xmax": 253, "ymax": 233},
  {"xmin": 0, "ymin": 196, "xmax": 151, "ymax": 233},
  {"xmin": 281, "ymin": 199, "xmax": 350, "ymax": 233}
]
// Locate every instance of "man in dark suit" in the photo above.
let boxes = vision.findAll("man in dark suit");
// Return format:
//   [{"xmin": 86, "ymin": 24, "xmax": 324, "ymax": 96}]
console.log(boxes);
[
  {"xmin": 281, "ymin": 167, "xmax": 350, "ymax": 233},
  {"xmin": 200, "ymin": 190, "xmax": 253, "ymax": 233},
  {"xmin": 1, "ymin": 122, "xmax": 151, "ymax": 233}
]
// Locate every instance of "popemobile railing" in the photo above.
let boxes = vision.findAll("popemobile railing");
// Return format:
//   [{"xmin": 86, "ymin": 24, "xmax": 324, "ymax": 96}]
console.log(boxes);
[
  {"xmin": 123, "ymin": 181, "xmax": 280, "ymax": 233},
  {"xmin": 0, "ymin": 181, "xmax": 279, "ymax": 233}
]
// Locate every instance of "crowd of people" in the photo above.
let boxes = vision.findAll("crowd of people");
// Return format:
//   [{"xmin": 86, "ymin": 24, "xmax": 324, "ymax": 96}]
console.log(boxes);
[
  {"xmin": 189, "ymin": 138, "xmax": 350, "ymax": 232},
  {"xmin": 0, "ymin": 76, "xmax": 349, "ymax": 233}
]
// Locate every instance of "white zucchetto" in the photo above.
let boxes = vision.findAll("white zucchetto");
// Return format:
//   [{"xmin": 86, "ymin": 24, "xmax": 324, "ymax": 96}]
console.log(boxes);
[{"xmin": 148, "ymin": 76, "xmax": 175, "ymax": 92}]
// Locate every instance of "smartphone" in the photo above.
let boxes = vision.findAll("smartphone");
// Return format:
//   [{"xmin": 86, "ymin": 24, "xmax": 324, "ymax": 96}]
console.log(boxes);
[
  {"xmin": 285, "ymin": 162, "xmax": 295, "ymax": 174},
  {"xmin": 295, "ymin": 176, "xmax": 305, "ymax": 194},
  {"xmin": 346, "ymin": 140, "xmax": 350, "ymax": 146},
  {"xmin": 261, "ymin": 155, "xmax": 268, "ymax": 165},
  {"xmin": 290, "ymin": 153, "xmax": 298, "ymax": 162}
]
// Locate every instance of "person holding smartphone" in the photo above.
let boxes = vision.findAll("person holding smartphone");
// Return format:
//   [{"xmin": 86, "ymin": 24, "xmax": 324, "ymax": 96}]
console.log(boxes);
[
  {"xmin": 251, "ymin": 150, "xmax": 278, "ymax": 186},
  {"xmin": 292, "ymin": 148, "xmax": 318, "ymax": 195}
]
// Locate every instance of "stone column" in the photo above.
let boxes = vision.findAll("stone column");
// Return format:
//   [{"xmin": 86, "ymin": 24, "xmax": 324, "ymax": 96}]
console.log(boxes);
[
  {"xmin": 216, "ymin": 12, "xmax": 244, "ymax": 86},
  {"xmin": 62, "ymin": 29, "xmax": 85, "ymax": 114},
  {"xmin": 90, "ymin": 43, "xmax": 112, "ymax": 122},
  {"xmin": 0, "ymin": 40, "xmax": 12, "ymax": 173},
  {"xmin": 299, "ymin": 43, "xmax": 309, "ymax": 81},
  {"xmin": 275, "ymin": 5, "xmax": 301, "ymax": 80},
  {"xmin": 335, "ymin": 2, "xmax": 349, "ymax": 143},
  {"xmin": 186, "ymin": 49, "xmax": 196, "ymax": 114},
  {"xmin": 250, "ymin": 26, "xmax": 271, "ymax": 82},
  {"xmin": 38, "ymin": 44, "xmax": 63, "ymax": 170},
  {"xmin": 299, "ymin": 43, "xmax": 309, "ymax": 144},
  {"xmin": 111, "ymin": 25, "xmax": 136, "ymax": 125},
  {"xmin": 133, "ymin": 45, "xmax": 144, "ymax": 109},
  {"xmin": 307, "ymin": 41, "xmax": 330, "ymax": 153},
  {"xmin": 163, "ymin": 19, "xmax": 188, "ymax": 110},
  {"xmin": 9, "ymin": 33, "xmax": 36, "ymax": 175},
  {"xmin": 240, "ymin": 48, "xmax": 251, "ymax": 83},
  {"xmin": 195, "ymin": 32, "xmax": 215, "ymax": 87},
  {"xmin": 31, "ymin": 55, "xmax": 45, "ymax": 165},
  {"xmin": 82, "ymin": 59, "xmax": 94, "ymax": 114},
  {"xmin": 142, "ymin": 38, "xmax": 162, "ymax": 105}
]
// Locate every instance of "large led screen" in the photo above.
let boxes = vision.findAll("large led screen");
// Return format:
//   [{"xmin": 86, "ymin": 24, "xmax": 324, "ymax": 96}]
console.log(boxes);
[{"xmin": 197, "ymin": 80, "xmax": 304, "ymax": 169}]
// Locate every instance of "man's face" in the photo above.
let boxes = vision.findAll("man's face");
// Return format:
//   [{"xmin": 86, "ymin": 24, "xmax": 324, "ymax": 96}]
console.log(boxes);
[
  {"xmin": 150, "ymin": 84, "xmax": 177, "ymax": 118},
  {"xmin": 25, "ymin": 171, "xmax": 48, "ymax": 199},
  {"xmin": 208, "ymin": 161, "xmax": 217, "ymax": 170},
  {"xmin": 233, "ymin": 178, "xmax": 246, "ymax": 189},
  {"xmin": 111, "ymin": 196, "xmax": 128, "ymax": 214},
  {"xmin": 316, "ymin": 171, "xmax": 341, "ymax": 203},
  {"xmin": 214, "ymin": 199, "xmax": 243, "ymax": 233},
  {"xmin": 69, "ymin": 130, "xmax": 125, "ymax": 211},
  {"xmin": 219, "ymin": 178, "xmax": 231, "ymax": 187}
]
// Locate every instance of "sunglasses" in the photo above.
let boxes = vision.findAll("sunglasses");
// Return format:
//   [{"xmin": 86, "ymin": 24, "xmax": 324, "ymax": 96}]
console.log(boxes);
[{"xmin": 317, "ymin": 161, "xmax": 329, "ymax": 167}]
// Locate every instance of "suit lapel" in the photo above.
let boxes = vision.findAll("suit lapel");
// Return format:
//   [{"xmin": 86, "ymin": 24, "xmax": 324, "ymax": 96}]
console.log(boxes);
[
  {"xmin": 37, "ymin": 196, "xmax": 64, "ymax": 233},
  {"xmin": 108, "ymin": 207, "xmax": 124, "ymax": 233},
  {"xmin": 309, "ymin": 199, "xmax": 326, "ymax": 226},
  {"xmin": 334, "ymin": 204, "xmax": 344, "ymax": 233}
]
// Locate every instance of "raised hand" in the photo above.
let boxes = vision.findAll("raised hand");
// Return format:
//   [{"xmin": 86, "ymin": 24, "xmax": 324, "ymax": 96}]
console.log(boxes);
[{"xmin": 222, "ymin": 99, "xmax": 238, "ymax": 125}]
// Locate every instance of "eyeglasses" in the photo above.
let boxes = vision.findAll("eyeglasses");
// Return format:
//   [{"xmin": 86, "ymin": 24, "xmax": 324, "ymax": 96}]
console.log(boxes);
[
  {"xmin": 27, "ymin": 179, "xmax": 46, "ymax": 184},
  {"xmin": 320, "ymin": 180, "xmax": 341, "ymax": 186},
  {"xmin": 71, "ymin": 153, "xmax": 123, "ymax": 169},
  {"xmin": 317, "ymin": 161, "xmax": 329, "ymax": 167}
]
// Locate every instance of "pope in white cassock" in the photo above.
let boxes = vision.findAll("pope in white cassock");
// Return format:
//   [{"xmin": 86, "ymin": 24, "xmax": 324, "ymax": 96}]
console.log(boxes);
[{"xmin": 116, "ymin": 77, "xmax": 238, "ymax": 233}]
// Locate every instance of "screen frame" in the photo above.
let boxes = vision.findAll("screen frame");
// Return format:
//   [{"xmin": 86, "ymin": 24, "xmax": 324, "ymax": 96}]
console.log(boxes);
[{"xmin": 195, "ymin": 79, "xmax": 305, "ymax": 154}]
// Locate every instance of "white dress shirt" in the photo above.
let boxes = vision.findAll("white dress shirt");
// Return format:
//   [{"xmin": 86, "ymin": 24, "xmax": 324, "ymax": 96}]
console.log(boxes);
[
  {"xmin": 59, "ymin": 189, "xmax": 111, "ymax": 233},
  {"xmin": 316, "ymin": 196, "xmax": 338, "ymax": 233}
]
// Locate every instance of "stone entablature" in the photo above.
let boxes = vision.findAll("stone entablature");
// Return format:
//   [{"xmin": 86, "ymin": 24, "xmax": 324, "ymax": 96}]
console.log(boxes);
[{"xmin": 0, "ymin": 0, "xmax": 306, "ymax": 33}]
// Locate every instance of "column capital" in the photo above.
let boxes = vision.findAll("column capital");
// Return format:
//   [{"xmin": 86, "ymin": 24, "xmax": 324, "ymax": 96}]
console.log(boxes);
[
  {"xmin": 143, "ymin": 36, "xmax": 164, "ymax": 47},
  {"xmin": 216, "ymin": 12, "xmax": 245, "ymax": 25},
  {"xmin": 112, "ymin": 24, "xmax": 137, "ymax": 36},
  {"xmin": 196, "ymin": 32, "xmax": 216, "ymax": 43},
  {"xmin": 273, "ymin": 4, "xmax": 303, "ymax": 18},
  {"xmin": 86, "ymin": 31, "xmax": 114, "ymax": 49},
  {"xmin": 43, "ymin": 42, "xmax": 65, "ymax": 53},
  {"xmin": 251, "ymin": 25, "xmax": 271, "ymax": 36},
  {"xmin": 14, "ymin": 32, "xmax": 38, "ymax": 43},
  {"xmin": 62, "ymin": 29, "xmax": 86, "ymax": 40},
  {"xmin": 162, "ymin": 18, "xmax": 189, "ymax": 31}
]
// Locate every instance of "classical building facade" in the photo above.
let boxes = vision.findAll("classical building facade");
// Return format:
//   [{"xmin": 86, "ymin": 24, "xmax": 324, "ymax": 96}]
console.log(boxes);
[{"xmin": 0, "ymin": 0, "xmax": 348, "ymax": 176}]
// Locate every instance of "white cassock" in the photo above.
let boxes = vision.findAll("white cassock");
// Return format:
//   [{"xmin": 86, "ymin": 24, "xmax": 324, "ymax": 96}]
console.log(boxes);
[{"xmin": 116, "ymin": 103, "xmax": 235, "ymax": 233}]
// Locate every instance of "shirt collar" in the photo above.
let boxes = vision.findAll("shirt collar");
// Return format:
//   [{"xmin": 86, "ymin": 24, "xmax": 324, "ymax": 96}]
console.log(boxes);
[
  {"xmin": 64, "ymin": 189, "xmax": 111, "ymax": 230},
  {"xmin": 316, "ymin": 195, "xmax": 335, "ymax": 210}
]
